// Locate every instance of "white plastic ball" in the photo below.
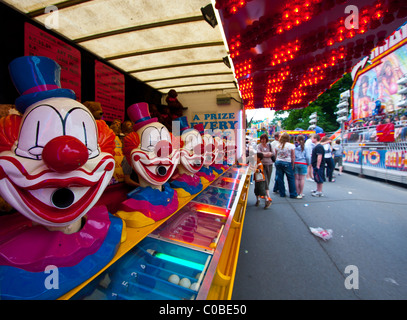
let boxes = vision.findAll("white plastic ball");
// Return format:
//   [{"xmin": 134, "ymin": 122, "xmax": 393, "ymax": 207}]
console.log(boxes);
[
  {"xmin": 189, "ymin": 282, "xmax": 200, "ymax": 291},
  {"xmin": 168, "ymin": 274, "xmax": 180, "ymax": 284},
  {"xmin": 179, "ymin": 277, "xmax": 191, "ymax": 288}
]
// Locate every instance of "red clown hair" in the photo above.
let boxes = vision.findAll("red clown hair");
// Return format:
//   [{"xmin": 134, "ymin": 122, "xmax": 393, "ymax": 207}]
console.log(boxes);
[
  {"xmin": 0, "ymin": 115, "xmax": 22, "ymax": 153},
  {"xmin": 122, "ymin": 131, "xmax": 140, "ymax": 164},
  {"xmin": 96, "ymin": 120, "xmax": 116, "ymax": 155}
]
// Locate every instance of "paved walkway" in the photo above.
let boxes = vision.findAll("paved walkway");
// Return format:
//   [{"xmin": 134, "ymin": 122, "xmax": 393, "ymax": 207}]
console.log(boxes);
[{"xmin": 232, "ymin": 169, "xmax": 407, "ymax": 300}]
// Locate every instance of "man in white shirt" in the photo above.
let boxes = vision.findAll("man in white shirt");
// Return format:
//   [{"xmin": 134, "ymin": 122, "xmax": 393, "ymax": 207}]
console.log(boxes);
[
  {"xmin": 270, "ymin": 131, "xmax": 281, "ymax": 152},
  {"xmin": 270, "ymin": 132, "xmax": 280, "ymax": 194}
]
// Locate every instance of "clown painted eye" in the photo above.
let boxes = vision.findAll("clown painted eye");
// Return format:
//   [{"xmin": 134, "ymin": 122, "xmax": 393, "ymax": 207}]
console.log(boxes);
[
  {"xmin": 140, "ymin": 126, "xmax": 160, "ymax": 152},
  {"xmin": 65, "ymin": 108, "xmax": 99, "ymax": 159},
  {"xmin": 183, "ymin": 131, "xmax": 201, "ymax": 151},
  {"xmin": 16, "ymin": 105, "xmax": 63, "ymax": 160},
  {"xmin": 15, "ymin": 103, "xmax": 100, "ymax": 161},
  {"xmin": 160, "ymin": 126, "xmax": 171, "ymax": 142},
  {"xmin": 203, "ymin": 135, "xmax": 214, "ymax": 148}
]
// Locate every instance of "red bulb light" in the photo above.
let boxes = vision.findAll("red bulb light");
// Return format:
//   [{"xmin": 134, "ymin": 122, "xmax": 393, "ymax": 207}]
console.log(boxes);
[
  {"xmin": 346, "ymin": 29, "xmax": 356, "ymax": 38},
  {"xmin": 374, "ymin": 11, "xmax": 383, "ymax": 19}
]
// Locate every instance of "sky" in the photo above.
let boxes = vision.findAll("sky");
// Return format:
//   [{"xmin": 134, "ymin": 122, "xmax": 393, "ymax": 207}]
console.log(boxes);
[
  {"xmin": 245, "ymin": 108, "xmax": 275, "ymax": 122},
  {"xmin": 245, "ymin": 108, "xmax": 289, "ymax": 122}
]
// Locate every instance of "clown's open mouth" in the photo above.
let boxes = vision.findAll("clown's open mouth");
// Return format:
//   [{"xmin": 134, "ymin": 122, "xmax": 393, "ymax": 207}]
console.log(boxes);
[
  {"xmin": 132, "ymin": 150, "xmax": 180, "ymax": 185},
  {"xmin": 16, "ymin": 173, "xmax": 107, "ymax": 224},
  {"xmin": 191, "ymin": 159, "xmax": 203, "ymax": 169},
  {"xmin": 156, "ymin": 165, "xmax": 167, "ymax": 176},
  {"xmin": 0, "ymin": 155, "xmax": 115, "ymax": 224},
  {"xmin": 204, "ymin": 152, "xmax": 215, "ymax": 165},
  {"xmin": 181, "ymin": 152, "xmax": 203, "ymax": 172},
  {"xmin": 52, "ymin": 188, "xmax": 75, "ymax": 208},
  {"xmin": 143, "ymin": 161, "xmax": 174, "ymax": 182}
]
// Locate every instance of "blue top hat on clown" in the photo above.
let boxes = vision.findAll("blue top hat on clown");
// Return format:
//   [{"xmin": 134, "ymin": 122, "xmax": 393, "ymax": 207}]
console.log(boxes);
[
  {"xmin": 0, "ymin": 56, "xmax": 123, "ymax": 300},
  {"xmin": 169, "ymin": 116, "xmax": 204, "ymax": 197},
  {"xmin": 9, "ymin": 55, "xmax": 77, "ymax": 113}
]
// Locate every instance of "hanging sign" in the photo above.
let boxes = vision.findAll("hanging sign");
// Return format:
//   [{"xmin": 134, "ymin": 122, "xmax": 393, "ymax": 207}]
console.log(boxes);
[
  {"xmin": 24, "ymin": 23, "xmax": 82, "ymax": 101},
  {"xmin": 190, "ymin": 112, "xmax": 239, "ymax": 130},
  {"xmin": 95, "ymin": 60, "xmax": 125, "ymax": 122}
]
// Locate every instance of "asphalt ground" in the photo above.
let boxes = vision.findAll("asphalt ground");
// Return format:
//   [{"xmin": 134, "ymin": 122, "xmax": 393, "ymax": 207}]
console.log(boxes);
[{"xmin": 232, "ymin": 168, "xmax": 407, "ymax": 300}]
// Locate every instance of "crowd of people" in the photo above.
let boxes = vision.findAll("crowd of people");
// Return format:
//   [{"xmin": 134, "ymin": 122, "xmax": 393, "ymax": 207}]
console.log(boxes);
[{"xmin": 250, "ymin": 132, "xmax": 343, "ymax": 209}]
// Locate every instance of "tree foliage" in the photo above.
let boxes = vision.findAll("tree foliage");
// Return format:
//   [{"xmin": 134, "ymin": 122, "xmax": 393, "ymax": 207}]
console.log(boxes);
[{"xmin": 276, "ymin": 73, "xmax": 353, "ymax": 132}]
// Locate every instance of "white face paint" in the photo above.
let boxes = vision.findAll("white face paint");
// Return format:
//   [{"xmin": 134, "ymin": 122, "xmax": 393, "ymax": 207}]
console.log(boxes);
[
  {"xmin": 130, "ymin": 122, "xmax": 180, "ymax": 186},
  {"xmin": 202, "ymin": 134, "xmax": 215, "ymax": 166},
  {"xmin": 179, "ymin": 128, "xmax": 204, "ymax": 174}
]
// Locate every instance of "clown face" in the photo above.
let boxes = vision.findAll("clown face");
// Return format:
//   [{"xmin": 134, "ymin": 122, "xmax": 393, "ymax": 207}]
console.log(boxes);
[
  {"xmin": 0, "ymin": 97, "xmax": 115, "ymax": 228},
  {"xmin": 129, "ymin": 122, "xmax": 179, "ymax": 186},
  {"xmin": 214, "ymin": 136, "xmax": 225, "ymax": 164},
  {"xmin": 179, "ymin": 128, "xmax": 204, "ymax": 174},
  {"xmin": 225, "ymin": 140, "xmax": 237, "ymax": 164},
  {"xmin": 202, "ymin": 133, "xmax": 215, "ymax": 166}
]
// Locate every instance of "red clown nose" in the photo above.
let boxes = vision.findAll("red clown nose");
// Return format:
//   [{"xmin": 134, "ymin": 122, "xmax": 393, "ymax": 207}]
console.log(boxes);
[
  {"xmin": 154, "ymin": 140, "xmax": 173, "ymax": 158},
  {"xmin": 42, "ymin": 136, "xmax": 89, "ymax": 172}
]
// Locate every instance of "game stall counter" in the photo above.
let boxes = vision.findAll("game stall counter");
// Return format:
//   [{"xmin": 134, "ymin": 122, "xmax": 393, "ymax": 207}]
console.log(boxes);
[{"xmin": 62, "ymin": 165, "xmax": 250, "ymax": 300}]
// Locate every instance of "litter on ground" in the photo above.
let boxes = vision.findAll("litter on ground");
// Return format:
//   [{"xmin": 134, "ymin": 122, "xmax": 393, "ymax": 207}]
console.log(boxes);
[{"xmin": 310, "ymin": 227, "xmax": 333, "ymax": 241}]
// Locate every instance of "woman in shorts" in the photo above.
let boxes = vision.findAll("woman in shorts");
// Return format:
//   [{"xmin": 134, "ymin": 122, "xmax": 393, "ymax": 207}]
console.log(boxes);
[{"xmin": 294, "ymin": 135, "xmax": 307, "ymax": 199}]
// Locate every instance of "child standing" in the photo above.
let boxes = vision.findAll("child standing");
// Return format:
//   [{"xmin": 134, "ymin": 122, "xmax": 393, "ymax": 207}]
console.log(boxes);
[
  {"xmin": 332, "ymin": 139, "xmax": 343, "ymax": 175},
  {"xmin": 254, "ymin": 153, "xmax": 272, "ymax": 209}
]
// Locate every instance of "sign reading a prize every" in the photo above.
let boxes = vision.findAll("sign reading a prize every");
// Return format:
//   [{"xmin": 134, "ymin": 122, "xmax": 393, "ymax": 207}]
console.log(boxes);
[{"xmin": 190, "ymin": 112, "xmax": 239, "ymax": 130}]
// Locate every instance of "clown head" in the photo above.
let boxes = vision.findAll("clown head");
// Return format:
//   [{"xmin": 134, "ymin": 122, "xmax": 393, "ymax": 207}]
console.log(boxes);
[
  {"xmin": 122, "ymin": 103, "xmax": 179, "ymax": 189},
  {"xmin": 197, "ymin": 125, "xmax": 215, "ymax": 167},
  {"xmin": 174, "ymin": 117, "xmax": 203, "ymax": 175},
  {"xmin": 214, "ymin": 135, "xmax": 225, "ymax": 164},
  {"xmin": 203, "ymin": 136, "xmax": 216, "ymax": 166},
  {"xmin": 0, "ymin": 56, "xmax": 116, "ymax": 232},
  {"xmin": 223, "ymin": 129, "xmax": 237, "ymax": 164},
  {"xmin": 225, "ymin": 138, "xmax": 237, "ymax": 164}
]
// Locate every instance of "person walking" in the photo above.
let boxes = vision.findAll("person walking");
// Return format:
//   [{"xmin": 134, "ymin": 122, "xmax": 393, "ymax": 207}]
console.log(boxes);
[
  {"xmin": 321, "ymin": 136, "xmax": 335, "ymax": 182},
  {"xmin": 305, "ymin": 134, "xmax": 317, "ymax": 181},
  {"xmin": 256, "ymin": 133, "xmax": 275, "ymax": 203},
  {"xmin": 270, "ymin": 132, "xmax": 281, "ymax": 194},
  {"xmin": 270, "ymin": 132, "xmax": 281, "ymax": 152},
  {"xmin": 332, "ymin": 139, "xmax": 344, "ymax": 175},
  {"xmin": 311, "ymin": 134, "xmax": 325, "ymax": 197},
  {"xmin": 274, "ymin": 132, "xmax": 298, "ymax": 198},
  {"xmin": 254, "ymin": 153, "xmax": 271, "ymax": 209},
  {"xmin": 294, "ymin": 135, "xmax": 307, "ymax": 199}
]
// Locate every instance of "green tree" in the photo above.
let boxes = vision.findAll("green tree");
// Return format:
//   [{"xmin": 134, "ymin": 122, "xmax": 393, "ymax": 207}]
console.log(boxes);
[{"xmin": 276, "ymin": 73, "xmax": 353, "ymax": 132}]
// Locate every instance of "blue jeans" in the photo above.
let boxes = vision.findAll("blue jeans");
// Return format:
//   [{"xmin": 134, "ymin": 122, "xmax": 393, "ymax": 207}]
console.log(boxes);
[{"xmin": 275, "ymin": 160, "xmax": 297, "ymax": 198}]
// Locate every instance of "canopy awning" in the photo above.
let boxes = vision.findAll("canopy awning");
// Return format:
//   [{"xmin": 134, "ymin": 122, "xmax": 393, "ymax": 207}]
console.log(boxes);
[{"xmin": 4, "ymin": 0, "xmax": 237, "ymax": 94}]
